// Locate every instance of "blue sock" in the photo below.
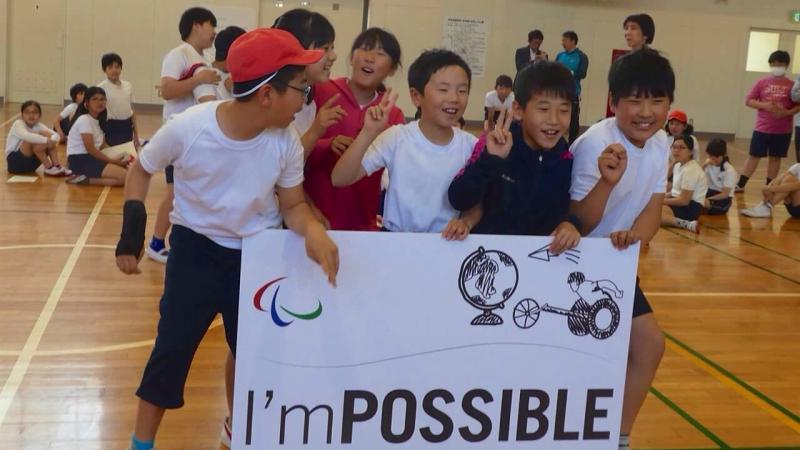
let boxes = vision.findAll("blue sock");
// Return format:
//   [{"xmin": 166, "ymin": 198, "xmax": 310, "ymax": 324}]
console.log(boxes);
[
  {"xmin": 130, "ymin": 435, "xmax": 154, "ymax": 450},
  {"xmin": 150, "ymin": 237, "xmax": 165, "ymax": 251}
]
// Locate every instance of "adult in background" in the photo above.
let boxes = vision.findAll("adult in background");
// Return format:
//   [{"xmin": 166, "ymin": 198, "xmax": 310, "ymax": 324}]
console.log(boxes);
[
  {"xmin": 624, "ymin": 13, "xmax": 655, "ymax": 50},
  {"xmin": 515, "ymin": 29, "xmax": 548, "ymax": 72},
  {"xmin": 555, "ymin": 30, "xmax": 589, "ymax": 144}
]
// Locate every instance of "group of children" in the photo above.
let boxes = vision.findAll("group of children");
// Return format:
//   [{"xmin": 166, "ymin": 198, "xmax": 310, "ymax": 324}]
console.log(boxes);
[{"xmin": 105, "ymin": 7, "xmax": 686, "ymax": 450}]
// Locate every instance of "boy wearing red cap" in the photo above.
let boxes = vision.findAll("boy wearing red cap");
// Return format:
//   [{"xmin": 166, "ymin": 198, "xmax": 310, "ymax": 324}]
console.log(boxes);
[{"xmin": 115, "ymin": 28, "xmax": 339, "ymax": 450}]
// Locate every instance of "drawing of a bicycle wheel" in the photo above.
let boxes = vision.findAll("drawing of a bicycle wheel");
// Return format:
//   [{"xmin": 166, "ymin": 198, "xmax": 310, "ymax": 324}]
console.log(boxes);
[
  {"xmin": 587, "ymin": 296, "xmax": 620, "ymax": 339},
  {"xmin": 513, "ymin": 298, "xmax": 541, "ymax": 329}
]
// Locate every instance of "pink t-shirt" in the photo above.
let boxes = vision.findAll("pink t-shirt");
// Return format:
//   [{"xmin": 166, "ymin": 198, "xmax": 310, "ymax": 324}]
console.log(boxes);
[{"xmin": 747, "ymin": 75, "xmax": 797, "ymax": 134}]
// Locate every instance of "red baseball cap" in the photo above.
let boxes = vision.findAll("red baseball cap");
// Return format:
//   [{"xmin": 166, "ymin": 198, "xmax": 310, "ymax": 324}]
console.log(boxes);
[
  {"xmin": 667, "ymin": 109, "xmax": 688, "ymax": 124},
  {"xmin": 227, "ymin": 28, "xmax": 323, "ymax": 96}
]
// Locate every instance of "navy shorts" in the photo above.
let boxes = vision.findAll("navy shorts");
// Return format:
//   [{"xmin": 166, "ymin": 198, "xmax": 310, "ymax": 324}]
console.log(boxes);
[
  {"xmin": 105, "ymin": 117, "xmax": 134, "ymax": 146},
  {"xmin": 787, "ymin": 203, "xmax": 800, "ymax": 218},
  {"xmin": 750, "ymin": 131, "xmax": 791, "ymax": 158},
  {"xmin": 68, "ymin": 154, "xmax": 107, "ymax": 178},
  {"xmin": 59, "ymin": 117, "xmax": 72, "ymax": 136},
  {"xmin": 6, "ymin": 149, "xmax": 41, "ymax": 174},
  {"xmin": 705, "ymin": 189, "xmax": 732, "ymax": 215},
  {"xmin": 633, "ymin": 277, "xmax": 652, "ymax": 318},
  {"xmin": 670, "ymin": 200, "xmax": 703, "ymax": 221},
  {"xmin": 136, "ymin": 225, "xmax": 241, "ymax": 409}
]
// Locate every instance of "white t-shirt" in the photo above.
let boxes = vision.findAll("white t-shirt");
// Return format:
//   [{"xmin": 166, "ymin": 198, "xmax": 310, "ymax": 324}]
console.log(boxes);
[
  {"xmin": 788, "ymin": 163, "xmax": 800, "ymax": 178},
  {"xmin": 705, "ymin": 161, "xmax": 738, "ymax": 196},
  {"xmin": 66, "ymin": 115, "xmax": 105, "ymax": 156},
  {"xmin": 98, "ymin": 79, "xmax": 134, "ymax": 120},
  {"xmin": 292, "ymin": 102, "xmax": 317, "ymax": 137},
  {"xmin": 671, "ymin": 160, "xmax": 708, "ymax": 204},
  {"xmin": 361, "ymin": 121, "xmax": 478, "ymax": 232},
  {"xmin": 5, "ymin": 120, "xmax": 59, "ymax": 155},
  {"xmin": 138, "ymin": 101, "xmax": 304, "ymax": 249},
  {"xmin": 58, "ymin": 103, "xmax": 78, "ymax": 120},
  {"xmin": 570, "ymin": 118, "xmax": 669, "ymax": 237},
  {"xmin": 484, "ymin": 90, "xmax": 515, "ymax": 110},
  {"xmin": 161, "ymin": 42, "xmax": 214, "ymax": 120},
  {"xmin": 191, "ymin": 67, "xmax": 227, "ymax": 102}
]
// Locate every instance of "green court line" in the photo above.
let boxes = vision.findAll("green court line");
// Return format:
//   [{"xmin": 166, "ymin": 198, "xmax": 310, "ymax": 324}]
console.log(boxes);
[
  {"xmin": 704, "ymin": 225, "xmax": 800, "ymax": 263},
  {"xmin": 649, "ymin": 386, "xmax": 730, "ymax": 448},
  {"xmin": 665, "ymin": 332, "xmax": 800, "ymax": 425},
  {"xmin": 662, "ymin": 228, "xmax": 800, "ymax": 286}
]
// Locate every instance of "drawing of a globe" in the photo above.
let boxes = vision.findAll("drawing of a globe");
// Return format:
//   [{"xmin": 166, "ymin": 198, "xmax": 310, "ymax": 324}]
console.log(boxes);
[{"xmin": 458, "ymin": 247, "xmax": 519, "ymax": 325}]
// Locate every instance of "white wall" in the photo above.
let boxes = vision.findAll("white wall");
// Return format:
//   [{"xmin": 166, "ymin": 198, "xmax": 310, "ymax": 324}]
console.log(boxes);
[{"xmin": 368, "ymin": 0, "xmax": 800, "ymax": 137}]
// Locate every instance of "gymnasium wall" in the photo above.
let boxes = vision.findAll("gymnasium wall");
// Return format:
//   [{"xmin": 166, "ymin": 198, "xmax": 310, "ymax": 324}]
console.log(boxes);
[{"xmin": 2, "ymin": 0, "xmax": 800, "ymax": 136}]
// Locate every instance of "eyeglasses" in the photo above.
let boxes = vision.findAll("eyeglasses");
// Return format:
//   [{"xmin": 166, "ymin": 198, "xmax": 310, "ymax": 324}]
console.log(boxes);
[{"xmin": 273, "ymin": 79, "xmax": 312, "ymax": 99}]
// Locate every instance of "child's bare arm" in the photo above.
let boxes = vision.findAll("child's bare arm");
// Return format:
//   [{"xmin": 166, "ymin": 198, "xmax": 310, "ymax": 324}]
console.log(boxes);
[
  {"xmin": 569, "ymin": 144, "xmax": 627, "ymax": 235},
  {"xmin": 663, "ymin": 189, "xmax": 692, "ymax": 206},
  {"xmin": 278, "ymin": 184, "xmax": 339, "ymax": 286}
]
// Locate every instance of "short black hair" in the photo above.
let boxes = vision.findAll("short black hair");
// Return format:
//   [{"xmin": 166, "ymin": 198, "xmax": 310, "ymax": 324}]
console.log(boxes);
[
  {"xmin": 233, "ymin": 65, "xmax": 306, "ymax": 102},
  {"xmin": 562, "ymin": 31, "xmax": 578, "ymax": 44},
  {"xmin": 351, "ymin": 27, "xmax": 402, "ymax": 70},
  {"xmin": 69, "ymin": 83, "xmax": 88, "ymax": 102},
  {"xmin": 214, "ymin": 26, "xmax": 246, "ymax": 61},
  {"xmin": 706, "ymin": 138, "xmax": 728, "ymax": 157},
  {"xmin": 495, "ymin": 74, "xmax": 513, "ymax": 88},
  {"xmin": 71, "ymin": 86, "xmax": 108, "ymax": 132},
  {"xmin": 528, "ymin": 29, "xmax": 544, "ymax": 42},
  {"xmin": 20, "ymin": 100, "xmax": 42, "ymax": 115},
  {"xmin": 624, "ymin": 13, "xmax": 655, "ymax": 44},
  {"xmin": 672, "ymin": 134, "xmax": 695, "ymax": 152},
  {"xmin": 769, "ymin": 50, "xmax": 791, "ymax": 65},
  {"xmin": 513, "ymin": 60, "xmax": 576, "ymax": 108},
  {"xmin": 179, "ymin": 7, "xmax": 217, "ymax": 41},
  {"xmin": 408, "ymin": 49, "xmax": 472, "ymax": 95},
  {"xmin": 608, "ymin": 48, "xmax": 674, "ymax": 104},
  {"xmin": 101, "ymin": 53, "xmax": 122, "ymax": 71},
  {"xmin": 273, "ymin": 8, "xmax": 335, "ymax": 50}
]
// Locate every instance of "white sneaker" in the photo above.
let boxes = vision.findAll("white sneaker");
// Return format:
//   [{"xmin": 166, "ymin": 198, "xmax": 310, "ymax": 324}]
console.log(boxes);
[
  {"xmin": 741, "ymin": 201, "xmax": 772, "ymax": 218},
  {"xmin": 146, "ymin": 245, "xmax": 169, "ymax": 263},
  {"xmin": 57, "ymin": 165, "xmax": 72, "ymax": 176},
  {"xmin": 220, "ymin": 416, "xmax": 232, "ymax": 448},
  {"xmin": 684, "ymin": 220, "xmax": 699, "ymax": 234},
  {"xmin": 44, "ymin": 165, "xmax": 65, "ymax": 176}
]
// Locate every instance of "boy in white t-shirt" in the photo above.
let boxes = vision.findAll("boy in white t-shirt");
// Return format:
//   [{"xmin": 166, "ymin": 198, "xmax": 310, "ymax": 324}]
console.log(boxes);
[
  {"xmin": 484, "ymin": 74, "xmax": 514, "ymax": 130},
  {"xmin": 54, "ymin": 83, "xmax": 87, "ymax": 143},
  {"xmin": 115, "ymin": 29, "xmax": 338, "ymax": 450},
  {"xmin": 98, "ymin": 53, "xmax": 139, "ymax": 146},
  {"xmin": 569, "ymin": 48, "xmax": 675, "ymax": 450},
  {"xmin": 662, "ymin": 135, "xmax": 706, "ymax": 232},
  {"xmin": 332, "ymin": 49, "xmax": 479, "ymax": 236},
  {"xmin": 741, "ymin": 162, "xmax": 800, "ymax": 218},
  {"xmin": 148, "ymin": 7, "xmax": 221, "ymax": 264}
]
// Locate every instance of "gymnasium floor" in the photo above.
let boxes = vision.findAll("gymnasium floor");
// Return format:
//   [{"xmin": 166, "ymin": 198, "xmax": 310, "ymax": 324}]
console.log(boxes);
[{"xmin": 0, "ymin": 102, "xmax": 797, "ymax": 449}]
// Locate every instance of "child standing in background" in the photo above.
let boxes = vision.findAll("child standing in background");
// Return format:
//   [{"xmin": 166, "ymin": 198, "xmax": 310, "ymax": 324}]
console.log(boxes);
[{"xmin": 98, "ymin": 53, "xmax": 139, "ymax": 146}]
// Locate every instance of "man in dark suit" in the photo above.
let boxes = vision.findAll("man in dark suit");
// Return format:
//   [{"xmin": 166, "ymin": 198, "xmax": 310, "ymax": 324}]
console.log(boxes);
[{"xmin": 515, "ymin": 29, "xmax": 548, "ymax": 72}]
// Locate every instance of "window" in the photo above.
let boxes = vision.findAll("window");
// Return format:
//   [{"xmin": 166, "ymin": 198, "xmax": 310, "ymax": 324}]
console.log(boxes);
[{"xmin": 746, "ymin": 31, "xmax": 779, "ymax": 72}]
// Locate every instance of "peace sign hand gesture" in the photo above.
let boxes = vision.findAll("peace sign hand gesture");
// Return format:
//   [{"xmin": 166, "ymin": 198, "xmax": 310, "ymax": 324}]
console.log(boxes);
[
  {"xmin": 485, "ymin": 108, "xmax": 514, "ymax": 159},
  {"xmin": 363, "ymin": 87, "xmax": 399, "ymax": 136}
]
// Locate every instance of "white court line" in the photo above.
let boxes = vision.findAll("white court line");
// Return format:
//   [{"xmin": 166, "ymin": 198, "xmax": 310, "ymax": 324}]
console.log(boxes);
[
  {"xmin": 648, "ymin": 292, "xmax": 799, "ymax": 298},
  {"xmin": 0, "ymin": 186, "xmax": 110, "ymax": 427},
  {"xmin": 0, "ymin": 114, "xmax": 21, "ymax": 129}
]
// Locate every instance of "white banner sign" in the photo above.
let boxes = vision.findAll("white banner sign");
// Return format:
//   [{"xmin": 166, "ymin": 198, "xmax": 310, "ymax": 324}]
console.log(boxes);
[
  {"xmin": 442, "ymin": 16, "xmax": 489, "ymax": 77},
  {"xmin": 233, "ymin": 231, "xmax": 639, "ymax": 449}
]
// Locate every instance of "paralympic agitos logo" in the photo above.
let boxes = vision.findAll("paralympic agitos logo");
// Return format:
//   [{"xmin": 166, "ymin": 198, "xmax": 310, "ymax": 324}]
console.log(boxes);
[{"xmin": 253, "ymin": 277, "xmax": 323, "ymax": 327}]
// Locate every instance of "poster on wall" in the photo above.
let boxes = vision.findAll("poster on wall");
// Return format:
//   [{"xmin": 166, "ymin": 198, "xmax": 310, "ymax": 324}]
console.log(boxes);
[
  {"xmin": 232, "ymin": 230, "xmax": 639, "ymax": 449},
  {"xmin": 442, "ymin": 16, "xmax": 489, "ymax": 77}
]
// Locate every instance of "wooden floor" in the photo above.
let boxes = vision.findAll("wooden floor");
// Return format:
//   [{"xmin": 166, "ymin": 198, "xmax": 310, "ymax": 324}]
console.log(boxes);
[{"xmin": 0, "ymin": 102, "xmax": 798, "ymax": 450}]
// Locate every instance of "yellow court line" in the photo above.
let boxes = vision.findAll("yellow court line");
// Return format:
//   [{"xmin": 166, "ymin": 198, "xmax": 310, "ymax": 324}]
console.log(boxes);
[
  {"xmin": 0, "ymin": 187, "xmax": 110, "ymax": 427},
  {"xmin": 665, "ymin": 339, "xmax": 800, "ymax": 434}
]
